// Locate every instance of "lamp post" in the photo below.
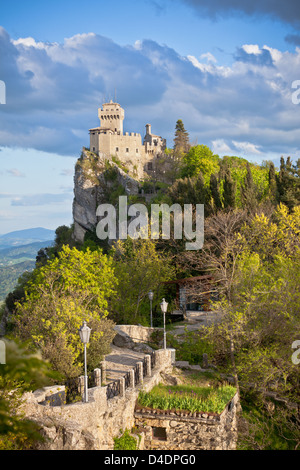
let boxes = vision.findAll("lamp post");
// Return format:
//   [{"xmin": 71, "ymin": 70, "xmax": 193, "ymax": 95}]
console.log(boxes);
[
  {"xmin": 160, "ymin": 298, "xmax": 168, "ymax": 349},
  {"xmin": 78, "ymin": 321, "xmax": 91, "ymax": 403},
  {"xmin": 148, "ymin": 290, "xmax": 154, "ymax": 328}
]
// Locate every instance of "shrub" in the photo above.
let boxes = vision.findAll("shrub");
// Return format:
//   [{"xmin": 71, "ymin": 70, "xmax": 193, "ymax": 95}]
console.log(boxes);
[{"xmin": 113, "ymin": 429, "xmax": 139, "ymax": 450}]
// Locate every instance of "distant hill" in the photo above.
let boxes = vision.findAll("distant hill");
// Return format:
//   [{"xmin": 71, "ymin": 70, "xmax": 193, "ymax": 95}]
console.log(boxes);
[
  {"xmin": 0, "ymin": 227, "xmax": 56, "ymax": 249},
  {"xmin": 0, "ymin": 260, "xmax": 36, "ymax": 303},
  {"xmin": 0, "ymin": 227, "xmax": 56, "ymax": 302},
  {"xmin": 0, "ymin": 240, "xmax": 54, "ymax": 268}
]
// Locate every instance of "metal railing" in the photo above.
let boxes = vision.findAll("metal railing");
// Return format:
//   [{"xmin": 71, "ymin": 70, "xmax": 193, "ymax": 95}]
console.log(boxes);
[
  {"xmin": 124, "ymin": 370, "xmax": 131, "ymax": 389},
  {"xmin": 63, "ymin": 351, "xmax": 158, "ymax": 404},
  {"xmin": 143, "ymin": 356, "xmax": 148, "ymax": 377},
  {"xmin": 106, "ymin": 379, "xmax": 120, "ymax": 399},
  {"xmin": 134, "ymin": 363, "xmax": 140, "ymax": 386},
  {"xmin": 150, "ymin": 351, "xmax": 156, "ymax": 369}
]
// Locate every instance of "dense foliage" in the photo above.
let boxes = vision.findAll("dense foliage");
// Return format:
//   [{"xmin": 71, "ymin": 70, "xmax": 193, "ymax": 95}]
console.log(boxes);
[
  {"xmin": 13, "ymin": 245, "xmax": 117, "ymax": 379},
  {"xmin": 2, "ymin": 119, "xmax": 300, "ymax": 449}
]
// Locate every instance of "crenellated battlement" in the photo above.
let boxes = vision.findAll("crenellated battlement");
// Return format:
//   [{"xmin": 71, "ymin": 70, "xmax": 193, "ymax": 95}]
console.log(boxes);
[{"xmin": 89, "ymin": 101, "xmax": 166, "ymax": 179}]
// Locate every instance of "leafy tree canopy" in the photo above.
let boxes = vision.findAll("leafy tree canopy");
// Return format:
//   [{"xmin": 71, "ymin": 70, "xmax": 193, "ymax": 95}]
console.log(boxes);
[
  {"xmin": 13, "ymin": 245, "xmax": 117, "ymax": 378},
  {"xmin": 181, "ymin": 145, "xmax": 220, "ymax": 181}
]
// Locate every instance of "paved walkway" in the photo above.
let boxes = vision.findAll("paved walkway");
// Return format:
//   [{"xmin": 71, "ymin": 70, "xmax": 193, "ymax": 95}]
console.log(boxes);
[
  {"xmin": 170, "ymin": 310, "xmax": 222, "ymax": 337},
  {"xmin": 104, "ymin": 345, "xmax": 146, "ymax": 382},
  {"xmin": 103, "ymin": 310, "xmax": 222, "ymax": 382}
]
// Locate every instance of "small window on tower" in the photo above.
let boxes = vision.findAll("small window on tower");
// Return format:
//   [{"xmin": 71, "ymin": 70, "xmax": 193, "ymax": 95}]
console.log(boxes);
[
  {"xmin": 116, "ymin": 147, "xmax": 119, "ymax": 152},
  {"xmin": 136, "ymin": 149, "xmax": 139, "ymax": 153},
  {"xmin": 126, "ymin": 148, "xmax": 129, "ymax": 153}
]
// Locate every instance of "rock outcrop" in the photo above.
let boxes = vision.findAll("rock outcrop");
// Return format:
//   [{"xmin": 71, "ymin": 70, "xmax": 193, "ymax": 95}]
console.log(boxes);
[{"xmin": 72, "ymin": 148, "xmax": 140, "ymax": 243}]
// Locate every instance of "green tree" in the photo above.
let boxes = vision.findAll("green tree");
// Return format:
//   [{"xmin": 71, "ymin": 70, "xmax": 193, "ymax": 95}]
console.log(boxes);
[
  {"xmin": 168, "ymin": 173, "xmax": 207, "ymax": 207},
  {"xmin": 240, "ymin": 163, "xmax": 258, "ymax": 211},
  {"xmin": 268, "ymin": 161, "xmax": 278, "ymax": 204},
  {"xmin": 223, "ymin": 169, "xmax": 236, "ymax": 210},
  {"xmin": 14, "ymin": 245, "xmax": 117, "ymax": 379},
  {"xmin": 202, "ymin": 205, "xmax": 300, "ymax": 448},
  {"xmin": 173, "ymin": 119, "xmax": 190, "ymax": 156},
  {"xmin": 0, "ymin": 340, "xmax": 53, "ymax": 449},
  {"xmin": 209, "ymin": 173, "xmax": 222, "ymax": 212},
  {"xmin": 276, "ymin": 157, "xmax": 300, "ymax": 211},
  {"xmin": 181, "ymin": 145, "xmax": 219, "ymax": 181},
  {"xmin": 110, "ymin": 239, "xmax": 174, "ymax": 324}
]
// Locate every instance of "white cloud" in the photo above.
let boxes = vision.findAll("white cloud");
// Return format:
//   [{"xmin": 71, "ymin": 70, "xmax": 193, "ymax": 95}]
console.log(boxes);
[
  {"xmin": 242, "ymin": 44, "xmax": 262, "ymax": 55},
  {"xmin": 232, "ymin": 141, "xmax": 262, "ymax": 155},
  {"xmin": 12, "ymin": 37, "xmax": 51, "ymax": 50},
  {"xmin": 211, "ymin": 139, "xmax": 232, "ymax": 155},
  {"xmin": 0, "ymin": 27, "xmax": 300, "ymax": 163},
  {"xmin": 199, "ymin": 52, "xmax": 217, "ymax": 63}
]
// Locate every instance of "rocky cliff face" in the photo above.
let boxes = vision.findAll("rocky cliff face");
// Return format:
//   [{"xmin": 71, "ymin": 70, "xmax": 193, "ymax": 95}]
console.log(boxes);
[{"xmin": 72, "ymin": 148, "xmax": 140, "ymax": 243}]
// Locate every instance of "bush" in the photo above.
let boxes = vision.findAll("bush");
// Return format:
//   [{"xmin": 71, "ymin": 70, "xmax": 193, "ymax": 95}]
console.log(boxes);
[{"xmin": 113, "ymin": 429, "xmax": 139, "ymax": 450}]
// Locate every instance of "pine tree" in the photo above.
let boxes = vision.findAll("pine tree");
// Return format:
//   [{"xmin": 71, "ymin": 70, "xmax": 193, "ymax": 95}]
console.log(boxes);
[
  {"xmin": 240, "ymin": 163, "xmax": 257, "ymax": 211},
  {"xmin": 173, "ymin": 119, "xmax": 190, "ymax": 156},
  {"xmin": 268, "ymin": 161, "xmax": 278, "ymax": 204},
  {"xmin": 223, "ymin": 169, "xmax": 236, "ymax": 210},
  {"xmin": 209, "ymin": 173, "xmax": 222, "ymax": 211},
  {"xmin": 276, "ymin": 156, "xmax": 300, "ymax": 211}
]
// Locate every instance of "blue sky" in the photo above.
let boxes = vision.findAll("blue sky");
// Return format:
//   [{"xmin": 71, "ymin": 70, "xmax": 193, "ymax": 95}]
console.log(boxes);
[{"xmin": 0, "ymin": 0, "xmax": 300, "ymax": 233}]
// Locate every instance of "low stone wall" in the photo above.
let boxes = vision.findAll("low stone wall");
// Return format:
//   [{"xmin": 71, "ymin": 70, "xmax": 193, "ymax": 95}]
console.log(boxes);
[
  {"xmin": 22, "ymin": 349, "xmax": 175, "ymax": 450},
  {"xmin": 114, "ymin": 325, "xmax": 160, "ymax": 344},
  {"xmin": 134, "ymin": 392, "xmax": 239, "ymax": 451}
]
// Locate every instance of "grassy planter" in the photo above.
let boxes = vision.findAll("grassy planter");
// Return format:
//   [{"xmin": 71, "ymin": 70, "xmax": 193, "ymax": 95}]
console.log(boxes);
[{"xmin": 138, "ymin": 383, "xmax": 236, "ymax": 415}]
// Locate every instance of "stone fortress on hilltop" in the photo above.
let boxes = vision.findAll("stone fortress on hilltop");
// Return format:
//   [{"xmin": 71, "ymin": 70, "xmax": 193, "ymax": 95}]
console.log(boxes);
[
  {"xmin": 72, "ymin": 101, "xmax": 169, "ymax": 243},
  {"xmin": 89, "ymin": 101, "xmax": 166, "ymax": 178}
]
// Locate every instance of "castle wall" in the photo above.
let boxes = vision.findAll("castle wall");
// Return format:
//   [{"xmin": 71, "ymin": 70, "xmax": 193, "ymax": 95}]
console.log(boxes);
[{"xmin": 89, "ymin": 102, "xmax": 166, "ymax": 179}]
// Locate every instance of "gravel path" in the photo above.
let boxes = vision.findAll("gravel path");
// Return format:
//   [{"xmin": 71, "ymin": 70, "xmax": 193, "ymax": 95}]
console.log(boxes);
[{"xmin": 170, "ymin": 310, "xmax": 222, "ymax": 337}]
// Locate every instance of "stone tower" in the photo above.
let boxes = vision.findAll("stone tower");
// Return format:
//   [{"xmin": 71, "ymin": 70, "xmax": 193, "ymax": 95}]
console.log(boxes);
[
  {"xmin": 89, "ymin": 101, "xmax": 166, "ymax": 179},
  {"xmin": 98, "ymin": 101, "xmax": 125, "ymax": 134}
]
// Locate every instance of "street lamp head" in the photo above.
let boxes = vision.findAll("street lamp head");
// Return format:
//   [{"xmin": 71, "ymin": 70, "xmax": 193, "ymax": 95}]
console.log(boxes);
[
  {"xmin": 160, "ymin": 298, "xmax": 168, "ymax": 313},
  {"xmin": 148, "ymin": 290, "xmax": 154, "ymax": 301},
  {"xmin": 79, "ymin": 321, "xmax": 91, "ymax": 344}
]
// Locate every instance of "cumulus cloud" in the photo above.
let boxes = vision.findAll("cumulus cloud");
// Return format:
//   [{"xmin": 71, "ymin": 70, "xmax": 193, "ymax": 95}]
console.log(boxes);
[
  {"xmin": 234, "ymin": 45, "xmax": 275, "ymax": 66},
  {"xmin": 1, "ymin": 27, "xmax": 300, "ymax": 162},
  {"xmin": 232, "ymin": 141, "xmax": 262, "ymax": 155}
]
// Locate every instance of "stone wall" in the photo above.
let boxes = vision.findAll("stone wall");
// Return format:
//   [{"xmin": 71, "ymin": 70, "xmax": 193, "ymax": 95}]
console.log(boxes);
[
  {"xmin": 114, "ymin": 325, "xmax": 160, "ymax": 344},
  {"xmin": 135, "ymin": 392, "xmax": 239, "ymax": 451},
  {"xmin": 22, "ymin": 349, "xmax": 175, "ymax": 450}
]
